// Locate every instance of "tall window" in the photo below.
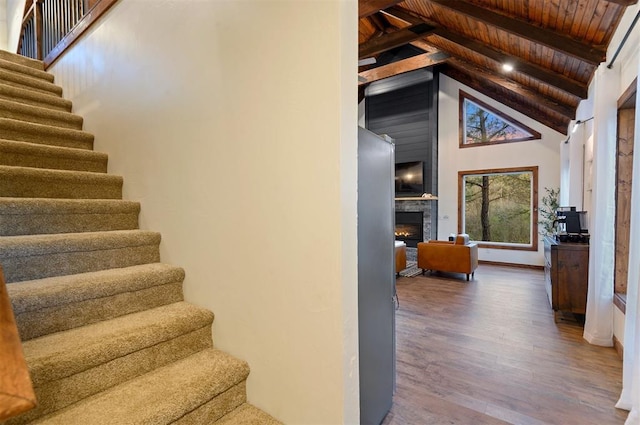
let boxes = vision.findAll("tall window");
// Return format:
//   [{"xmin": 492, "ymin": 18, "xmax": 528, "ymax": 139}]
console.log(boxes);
[
  {"xmin": 459, "ymin": 91, "xmax": 541, "ymax": 147},
  {"xmin": 458, "ymin": 167, "xmax": 538, "ymax": 251}
]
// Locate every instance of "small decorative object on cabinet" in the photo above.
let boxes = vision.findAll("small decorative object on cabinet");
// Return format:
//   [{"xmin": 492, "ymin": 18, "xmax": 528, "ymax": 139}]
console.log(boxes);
[{"xmin": 543, "ymin": 236, "xmax": 589, "ymax": 323}]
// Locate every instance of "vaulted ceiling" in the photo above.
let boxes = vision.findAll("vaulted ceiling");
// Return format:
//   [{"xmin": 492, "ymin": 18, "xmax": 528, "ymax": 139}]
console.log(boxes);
[{"xmin": 358, "ymin": 0, "xmax": 638, "ymax": 134}]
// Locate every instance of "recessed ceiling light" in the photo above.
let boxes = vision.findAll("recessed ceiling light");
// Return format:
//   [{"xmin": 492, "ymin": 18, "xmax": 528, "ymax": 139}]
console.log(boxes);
[{"xmin": 502, "ymin": 63, "xmax": 514, "ymax": 72}]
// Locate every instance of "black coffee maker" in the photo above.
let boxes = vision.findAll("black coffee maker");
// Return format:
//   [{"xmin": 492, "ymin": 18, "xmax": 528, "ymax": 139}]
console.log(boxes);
[{"xmin": 556, "ymin": 207, "xmax": 589, "ymax": 243}]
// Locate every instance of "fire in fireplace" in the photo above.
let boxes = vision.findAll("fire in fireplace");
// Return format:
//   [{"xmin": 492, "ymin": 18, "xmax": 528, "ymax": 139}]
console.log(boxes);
[{"xmin": 395, "ymin": 212, "xmax": 424, "ymax": 248}]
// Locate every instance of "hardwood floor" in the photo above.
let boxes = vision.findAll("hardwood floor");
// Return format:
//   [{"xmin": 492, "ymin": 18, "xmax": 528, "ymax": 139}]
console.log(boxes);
[{"xmin": 382, "ymin": 264, "xmax": 626, "ymax": 425}]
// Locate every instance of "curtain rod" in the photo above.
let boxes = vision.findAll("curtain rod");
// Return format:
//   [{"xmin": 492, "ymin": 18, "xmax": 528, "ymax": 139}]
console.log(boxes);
[{"xmin": 607, "ymin": 10, "xmax": 640, "ymax": 69}]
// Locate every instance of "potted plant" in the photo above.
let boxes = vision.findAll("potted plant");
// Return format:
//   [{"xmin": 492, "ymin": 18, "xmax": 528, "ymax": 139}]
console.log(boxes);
[{"xmin": 539, "ymin": 187, "xmax": 559, "ymax": 237}]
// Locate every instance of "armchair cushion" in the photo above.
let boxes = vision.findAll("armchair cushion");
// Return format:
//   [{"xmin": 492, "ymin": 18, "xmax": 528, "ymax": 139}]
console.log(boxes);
[{"xmin": 417, "ymin": 234, "xmax": 478, "ymax": 280}]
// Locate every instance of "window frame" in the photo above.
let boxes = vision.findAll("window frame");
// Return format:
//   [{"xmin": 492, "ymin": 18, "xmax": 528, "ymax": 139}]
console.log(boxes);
[
  {"xmin": 458, "ymin": 166, "xmax": 539, "ymax": 252},
  {"xmin": 459, "ymin": 91, "xmax": 542, "ymax": 148},
  {"xmin": 613, "ymin": 77, "xmax": 636, "ymax": 313}
]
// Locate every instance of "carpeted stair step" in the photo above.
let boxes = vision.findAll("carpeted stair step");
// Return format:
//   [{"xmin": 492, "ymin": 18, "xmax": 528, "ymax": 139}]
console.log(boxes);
[
  {"xmin": 6, "ymin": 303, "xmax": 216, "ymax": 425},
  {"xmin": 0, "ymin": 198, "xmax": 140, "ymax": 236},
  {"xmin": 0, "ymin": 230, "xmax": 161, "ymax": 283},
  {"xmin": 0, "ymin": 83, "xmax": 71, "ymax": 112},
  {"xmin": 0, "ymin": 139, "xmax": 107, "ymax": 172},
  {"xmin": 0, "ymin": 118, "xmax": 94, "ymax": 150},
  {"xmin": 0, "ymin": 98, "xmax": 83, "ymax": 129},
  {"xmin": 214, "ymin": 403, "xmax": 282, "ymax": 424},
  {"xmin": 23, "ymin": 348, "xmax": 250, "ymax": 425},
  {"xmin": 0, "ymin": 165, "xmax": 122, "ymax": 199},
  {"xmin": 0, "ymin": 67, "xmax": 62, "ymax": 97},
  {"xmin": 0, "ymin": 50, "xmax": 44, "ymax": 70},
  {"xmin": 0, "ymin": 58, "xmax": 55, "ymax": 83},
  {"xmin": 8, "ymin": 263, "xmax": 185, "ymax": 340}
]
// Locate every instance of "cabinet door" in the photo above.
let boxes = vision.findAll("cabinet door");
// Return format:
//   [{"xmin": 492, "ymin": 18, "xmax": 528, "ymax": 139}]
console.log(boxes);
[{"xmin": 556, "ymin": 249, "xmax": 588, "ymax": 314}]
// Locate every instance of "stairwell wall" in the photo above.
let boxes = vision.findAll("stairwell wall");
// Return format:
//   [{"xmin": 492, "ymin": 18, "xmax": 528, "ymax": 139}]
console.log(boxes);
[
  {"xmin": 4, "ymin": 0, "xmax": 23, "ymax": 52},
  {"xmin": 0, "ymin": 0, "xmax": 7, "ymax": 50},
  {"xmin": 46, "ymin": 1, "xmax": 359, "ymax": 424}
]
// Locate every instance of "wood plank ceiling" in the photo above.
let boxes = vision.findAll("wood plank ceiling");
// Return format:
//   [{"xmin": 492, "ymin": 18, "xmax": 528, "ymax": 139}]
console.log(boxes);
[{"xmin": 358, "ymin": 0, "xmax": 638, "ymax": 134}]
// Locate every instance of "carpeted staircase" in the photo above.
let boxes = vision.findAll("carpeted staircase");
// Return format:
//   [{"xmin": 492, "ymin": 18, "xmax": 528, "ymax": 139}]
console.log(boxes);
[{"xmin": 0, "ymin": 49, "xmax": 281, "ymax": 425}]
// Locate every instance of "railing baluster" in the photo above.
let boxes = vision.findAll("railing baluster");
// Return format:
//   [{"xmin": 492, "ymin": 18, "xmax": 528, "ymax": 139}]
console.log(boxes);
[
  {"xmin": 43, "ymin": 0, "xmax": 49, "ymax": 56},
  {"xmin": 17, "ymin": 0, "xmax": 119, "ymax": 67},
  {"xmin": 57, "ymin": 0, "xmax": 62, "ymax": 41}
]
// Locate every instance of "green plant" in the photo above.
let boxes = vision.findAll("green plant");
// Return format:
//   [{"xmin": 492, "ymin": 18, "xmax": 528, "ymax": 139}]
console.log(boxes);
[{"xmin": 539, "ymin": 187, "xmax": 559, "ymax": 236}]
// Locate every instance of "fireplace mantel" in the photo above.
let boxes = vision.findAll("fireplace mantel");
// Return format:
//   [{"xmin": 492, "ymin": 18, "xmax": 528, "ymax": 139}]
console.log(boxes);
[{"xmin": 395, "ymin": 194, "xmax": 438, "ymax": 201}]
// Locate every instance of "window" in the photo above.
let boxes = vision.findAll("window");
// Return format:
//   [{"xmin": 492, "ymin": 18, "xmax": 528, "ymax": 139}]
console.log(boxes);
[
  {"xmin": 459, "ymin": 91, "xmax": 541, "ymax": 147},
  {"xmin": 614, "ymin": 78, "xmax": 636, "ymax": 311},
  {"xmin": 458, "ymin": 167, "xmax": 538, "ymax": 251}
]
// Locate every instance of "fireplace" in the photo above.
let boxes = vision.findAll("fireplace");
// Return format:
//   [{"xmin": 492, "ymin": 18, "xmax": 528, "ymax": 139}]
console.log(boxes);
[{"xmin": 395, "ymin": 212, "xmax": 424, "ymax": 248}]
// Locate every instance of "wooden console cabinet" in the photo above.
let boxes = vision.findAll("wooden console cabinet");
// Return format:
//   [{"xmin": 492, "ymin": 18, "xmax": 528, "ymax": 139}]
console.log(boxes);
[{"xmin": 543, "ymin": 236, "xmax": 589, "ymax": 320}]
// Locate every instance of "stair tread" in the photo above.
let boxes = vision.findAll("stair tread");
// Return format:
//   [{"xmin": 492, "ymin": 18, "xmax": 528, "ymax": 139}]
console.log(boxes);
[
  {"xmin": 0, "ymin": 50, "xmax": 44, "ymax": 70},
  {"xmin": 0, "ymin": 96, "xmax": 80, "ymax": 119},
  {"xmin": 23, "ymin": 301, "xmax": 215, "ymax": 385},
  {"xmin": 0, "ymin": 198, "xmax": 140, "ymax": 236},
  {"xmin": 0, "ymin": 97, "xmax": 83, "ymax": 129},
  {"xmin": 0, "ymin": 229, "xmax": 160, "ymax": 257},
  {"xmin": 8, "ymin": 263, "xmax": 184, "ymax": 314},
  {"xmin": 0, "ymin": 197, "xmax": 139, "ymax": 214},
  {"xmin": 0, "ymin": 82, "xmax": 71, "ymax": 112},
  {"xmin": 31, "ymin": 348, "xmax": 248, "ymax": 425},
  {"xmin": 0, "ymin": 57, "xmax": 55, "ymax": 82},
  {"xmin": 0, "ymin": 118, "xmax": 94, "ymax": 150},
  {"xmin": 0, "ymin": 230, "xmax": 159, "ymax": 283},
  {"xmin": 0, "ymin": 138, "xmax": 107, "ymax": 173},
  {"xmin": 0, "ymin": 67, "xmax": 62, "ymax": 96},
  {"xmin": 0, "ymin": 164, "xmax": 118, "ymax": 179},
  {"xmin": 0, "ymin": 139, "xmax": 106, "ymax": 161},
  {"xmin": 0, "ymin": 165, "xmax": 122, "ymax": 200},
  {"xmin": 215, "ymin": 403, "xmax": 282, "ymax": 425}
]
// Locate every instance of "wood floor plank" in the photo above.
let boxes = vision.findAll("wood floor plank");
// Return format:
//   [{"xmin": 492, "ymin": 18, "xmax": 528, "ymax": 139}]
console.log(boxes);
[{"xmin": 383, "ymin": 264, "xmax": 626, "ymax": 425}]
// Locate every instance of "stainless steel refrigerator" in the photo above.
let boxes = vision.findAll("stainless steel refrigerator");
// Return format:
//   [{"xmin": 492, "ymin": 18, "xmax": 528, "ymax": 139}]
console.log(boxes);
[{"xmin": 358, "ymin": 127, "xmax": 396, "ymax": 424}]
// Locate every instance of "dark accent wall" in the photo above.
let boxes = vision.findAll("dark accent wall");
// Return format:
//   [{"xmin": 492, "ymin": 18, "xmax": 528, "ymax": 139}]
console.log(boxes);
[
  {"xmin": 364, "ymin": 68, "xmax": 439, "ymax": 196},
  {"xmin": 365, "ymin": 67, "xmax": 439, "ymax": 239}
]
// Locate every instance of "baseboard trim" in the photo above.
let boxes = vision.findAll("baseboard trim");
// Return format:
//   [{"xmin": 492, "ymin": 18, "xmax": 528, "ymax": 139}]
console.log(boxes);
[
  {"xmin": 614, "ymin": 293, "xmax": 626, "ymax": 314},
  {"xmin": 614, "ymin": 335, "xmax": 624, "ymax": 360},
  {"xmin": 479, "ymin": 260, "xmax": 544, "ymax": 270}
]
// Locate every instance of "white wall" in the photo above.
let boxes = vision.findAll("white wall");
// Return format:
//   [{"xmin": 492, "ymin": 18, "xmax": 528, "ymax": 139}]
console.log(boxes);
[
  {"xmin": 48, "ymin": 1, "xmax": 359, "ymax": 423},
  {"xmin": 5, "ymin": 0, "xmax": 23, "ymax": 52},
  {"xmin": 0, "ymin": 0, "xmax": 7, "ymax": 50},
  {"xmin": 438, "ymin": 75, "xmax": 563, "ymax": 266}
]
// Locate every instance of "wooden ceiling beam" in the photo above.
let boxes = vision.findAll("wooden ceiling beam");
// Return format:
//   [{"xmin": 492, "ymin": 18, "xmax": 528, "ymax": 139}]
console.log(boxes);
[
  {"xmin": 383, "ymin": 6, "xmax": 589, "ymax": 99},
  {"xmin": 604, "ymin": 0, "xmax": 637, "ymax": 5},
  {"xmin": 358, "ymin": 52, "xmax": 450, "ymax": 85},
  {"xmin": 441, "ymin": 63, "xmax": 571, "ymax": 134},
  {"xmin": 368, "ymin": 13, "xmax": 387, "ymax": 32},
  {"xmin": 359, "ymin": 0, "xmax": 406, "ymax": 18},
  {"xmin": 431, "ymin": 29, "xmax": 588, "ymax": 99},
  {"xmin": 427, "ymin": 0, "xmax": 606, "ymax": 65},
  {"xmin": 359, "ymin": 22, "xmax": 436, "ymax": 58},
  {"xmin": 448, "ymin": 58, "xmax": 576, "ymax": 119}
]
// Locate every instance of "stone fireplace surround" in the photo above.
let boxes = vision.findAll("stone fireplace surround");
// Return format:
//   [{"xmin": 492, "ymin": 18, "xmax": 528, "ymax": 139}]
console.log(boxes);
[{"xmin": 395, "ymin": 199, "xmax": 435, "ymax": 261}]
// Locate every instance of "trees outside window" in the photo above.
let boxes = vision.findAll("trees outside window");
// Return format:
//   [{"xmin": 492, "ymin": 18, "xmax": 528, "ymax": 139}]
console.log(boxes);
[
  {"xmin": 459, "ymin": 91, "xmax": 541, "ymax": 147},
  {"xmin": 458, "ymin": 167, "xmax": 539, "ymax": 251}
]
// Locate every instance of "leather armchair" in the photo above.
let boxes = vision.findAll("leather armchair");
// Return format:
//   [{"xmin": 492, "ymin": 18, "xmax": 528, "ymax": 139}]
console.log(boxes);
[
  {"xmin": 395, "ymin": 241, "xmax": 407, "ymax": 275},
  {"xmin": 417, "ymin": 234, "xmax": 478, "ymax": 281}
]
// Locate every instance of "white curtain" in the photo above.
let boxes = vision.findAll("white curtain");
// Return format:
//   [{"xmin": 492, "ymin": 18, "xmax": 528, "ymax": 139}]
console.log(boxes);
[
  {"xmin": 583, "ymin": 65, "xmax": 617, "ymax": 347},
  {"xmin": 616, "ymin": 74, "xmax": 640, "ymax": 425}
]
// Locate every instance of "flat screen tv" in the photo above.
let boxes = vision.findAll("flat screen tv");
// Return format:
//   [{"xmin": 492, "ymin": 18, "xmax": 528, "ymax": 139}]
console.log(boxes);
[{"xmin": 395, "ymin": 161, "xmax": 424, "ymax": 196}]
